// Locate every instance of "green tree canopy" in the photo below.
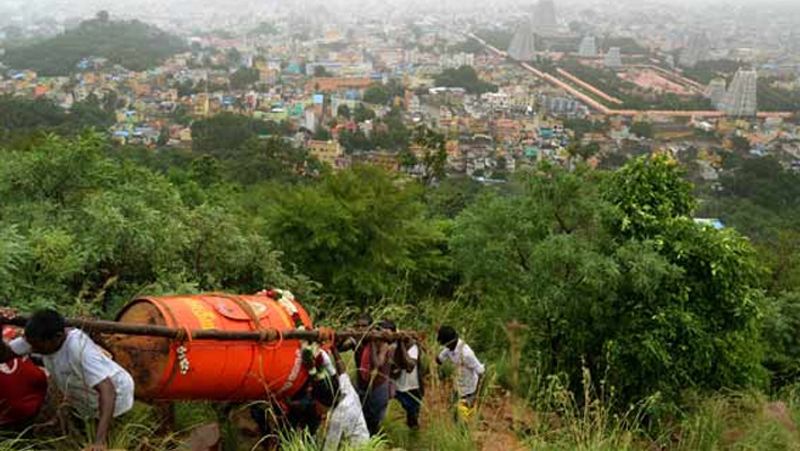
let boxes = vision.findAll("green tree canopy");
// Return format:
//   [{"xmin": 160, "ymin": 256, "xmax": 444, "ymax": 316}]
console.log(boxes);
[
  {"xmin": 0, "ymin": 133, "xmax": 309, "ymax": 315},
  {"xmin": 263, "ymin": 165, "xmax": 450, "ymax": 306},
  {"xmin": 434, "ymin": 65, "xmax": 498, "ymax": 95},
  {"xmin": 3, "ymin": 17, "xmax": 187, "ymax": 75},
  {"xmin": 0, "ymin": 95, "xmax": 114, "ymax": 144},
  {"xmin": 451, "ymin": 156, "xmax": 765, "ymax": 414},
  {"xmin": 230, "ymin": 67, "xmax": 259, "ymax": 90}
]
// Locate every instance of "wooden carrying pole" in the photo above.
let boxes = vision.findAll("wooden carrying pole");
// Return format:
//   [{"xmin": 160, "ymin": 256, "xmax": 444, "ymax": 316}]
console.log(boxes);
[{"xmin": 0, "ymin": 315, "xmax": 418, "ymax": 343}]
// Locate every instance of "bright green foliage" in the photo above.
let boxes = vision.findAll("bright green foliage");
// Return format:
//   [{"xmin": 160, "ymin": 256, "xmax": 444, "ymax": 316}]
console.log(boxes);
[
  {"xmin": 264, "ymin": 165, "xmax": 450, "ymax": 307},
  {"xmin": 604, "ymin": 155, "xmax": 696, "ymax": 238},
  {"xmin": 0, "ymin": 124, "xmax": 790, "ymax": 440},
  {"xmin": 0, "ymin": 134, "xmax": 306, "ymax": 316},
  {"xmin": 3, "ymin": 17, "xmax": 186, "ymax": 75},
  {"xmin": 452, "ymin": 157, "xmax": 765, "ymax": 414}
]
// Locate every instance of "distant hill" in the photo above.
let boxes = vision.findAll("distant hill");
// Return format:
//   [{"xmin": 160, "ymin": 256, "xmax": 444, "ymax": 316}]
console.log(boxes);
[{"xmin": 2, "ymin": 15, "xmax": 187, "ymax": 76}]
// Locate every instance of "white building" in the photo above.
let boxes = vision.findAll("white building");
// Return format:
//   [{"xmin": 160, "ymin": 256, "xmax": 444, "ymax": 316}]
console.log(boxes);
[
  {"xmin": 604, "ymin": 47, "xmax": 623, "ymax": 68},
  {"xmin": 578, "ymin": 36, "xmax": 597, "ymax": 57}
]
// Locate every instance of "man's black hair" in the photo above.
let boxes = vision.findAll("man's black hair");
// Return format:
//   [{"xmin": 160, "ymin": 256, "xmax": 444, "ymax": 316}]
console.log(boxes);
[
  {"xmin": 437, "ymin": 325, "xmax": 458, "ymax": 346},
  {"xmin": 25, "ymin": 309, "xmax": 65, "ymax": 341},
  {"xmin": 312, "ymin": 375, "xmax": 341, "ymax": 408},
  {"xmin": 380, "ymin": 319, "xmax": 397, "ymax": 332},
  {"xmin": 357, "ymin": 313, "xmax": 373, "ymax": 325}
]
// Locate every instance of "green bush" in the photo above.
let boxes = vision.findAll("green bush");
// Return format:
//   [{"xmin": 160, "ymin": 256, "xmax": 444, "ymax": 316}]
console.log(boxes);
[
  {"xmin": 452, "ymin": 156, "xmax": 766, "ymax": 415},
  {"xmin": 0, "ymin": 133, "xmax": 309, "ymax": 316}
]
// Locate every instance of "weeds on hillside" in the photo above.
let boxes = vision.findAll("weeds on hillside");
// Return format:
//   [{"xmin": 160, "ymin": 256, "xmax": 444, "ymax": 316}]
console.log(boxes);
[
  {"xmin": 271, "ymin": 428, "xmax": 388, "ymax": 451},
  {"xmin": 7, "ymin": 297, "xmax": 800, "ymax": 450}
]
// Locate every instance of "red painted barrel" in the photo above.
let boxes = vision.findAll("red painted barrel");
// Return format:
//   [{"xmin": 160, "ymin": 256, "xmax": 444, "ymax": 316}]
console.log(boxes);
[{"xmin": 106, "ymin": 293, "xmax": 313, "ymax": 401}]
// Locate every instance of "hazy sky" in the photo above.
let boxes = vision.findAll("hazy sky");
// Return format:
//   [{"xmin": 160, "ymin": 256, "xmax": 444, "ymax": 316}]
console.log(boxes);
[{"xmin": 2, "ymin": 0, "xmax": 799, "ymax": 30}]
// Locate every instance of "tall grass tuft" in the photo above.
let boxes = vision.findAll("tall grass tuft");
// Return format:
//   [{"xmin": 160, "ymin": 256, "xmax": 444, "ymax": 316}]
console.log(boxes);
[
  {"xmin": 674, "ymin": 391, "xmax": 800, "ymax": 451},
  {"xmin": 271, "ymin": 427, "xmax": 388, "ymax": 451},
  {"xmin": 0, "ymin": 433, "xmax": 66, "ymax": 451},
  {"xmin": 521, "ymin": 366, "xmax": 645, "ymax": 451}
]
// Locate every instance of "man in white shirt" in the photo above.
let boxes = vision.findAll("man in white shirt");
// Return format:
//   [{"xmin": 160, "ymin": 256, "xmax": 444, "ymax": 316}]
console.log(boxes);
[
  {"xmin": 313, "ymin": 349, "xmax": 369, "ymax": 451},
  {"xmin": 0, "ymin": 309, "xmax": 134, "ymax": 449},
  {"xmin": 436, "ymin": 325, "xmax": 484, "ymax": 410},
  {"xmin": 388, "ymin": 320, "xmax": 423, "ymax": 430}
]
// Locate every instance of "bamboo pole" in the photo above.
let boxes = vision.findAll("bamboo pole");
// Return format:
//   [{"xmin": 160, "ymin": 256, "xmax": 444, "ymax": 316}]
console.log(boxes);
[{"xmin": 0, "ymin": 316, "xmax": 420, "ymax": 343}]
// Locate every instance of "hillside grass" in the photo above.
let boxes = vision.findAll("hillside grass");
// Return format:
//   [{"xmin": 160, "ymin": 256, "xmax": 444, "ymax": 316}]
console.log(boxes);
[
  {"xmin": 3, "ymin": 381, "xmax": 800, "ymax": 450},
  {"xmin": 3, "ymin": 299, "xmax": 800, "ymax": 450}
]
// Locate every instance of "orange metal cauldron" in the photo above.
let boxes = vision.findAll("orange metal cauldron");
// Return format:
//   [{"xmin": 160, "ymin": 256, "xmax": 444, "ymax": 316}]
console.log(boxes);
[{"xmin": 106, "ymin": 293, "xmax": 313, "ymax": 401}]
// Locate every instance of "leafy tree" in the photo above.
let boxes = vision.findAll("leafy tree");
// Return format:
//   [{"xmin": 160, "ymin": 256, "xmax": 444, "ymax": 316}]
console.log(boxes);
[
  {"xmin": 363, "ymin": 84, "xmax": 392, "ymax": 105},
  {"xmin": 682, "ymin": 59, "xmax": 743, "ymax": 84},
  {"xmin": 0, "ymin": 96, "xmax": 67, "ymax": 137},
  {"xmin": 171, "ymin": 104, "xmax": 192, "ymax": 126},
  {"xmin": 175, "ymin": 80, "xmax": 197, "ymax": 98},
  {"xmin": 251, "ymin": 22, "xmax": 279, "ymax": 36},
  {"xmin": 0, "ymin": 95, "xmax": 113, "ymax": 143},
  {"xmin": 338, "ymin": 129, "xmax": 373, "ymax": 152},
  {"xmin": 371, "ymin": 107, "xmax": 410, "ymax": 151},
  {"xmin": 230, "ymin": 67, "xmax": 259, "ymax": 90},
  {"xmin": 406, "ymin": 125, "xmax": 447, "ymax": 186},
  {"xmin": 424, "ymin": 177, "xmax": 485, "ymax": 219},
  {"xmin": 434, "ymin": 65, "xmax": 498, "ymax": 95},
  {"xmin": 600, "ymin": 36, "xmax": 649, "ymax": 55},
  {"xmin": 447, "ymin": 39, "xmax": 484, "ymax": 54},
  {"xmin": 729, "ymin": 135, "xmax": 751, "ymax": 153},
  {"xmin": 603, "ymin": 155, "xmax": 695, "ymax": 238},
  {"xmin": 69, "ymin": 98, "xmax": 115, "ymax": 130},
  {"xmin": 264, "ymin": 165, "xmax": 449, "ymax": 306},
  {"xmin": 337, "ymin": 104, "xmax": 351, "ymax": 119},
  {"xmin": 719, "ymin": 157, "xmax": 799, "ymax": 212},
  {"xmin": 762, "ymin": 292, "xmax": 800, "ymax": 387},
  {"xmin": 313, "ymin": 128, "xmax": 332, "ymax": 141},
  {"xmin": 191, "ymin": 113, "xmax": 260, "ymax": 155},
  {"xmin": 629, "ymin": 121, "xmax": 654, "ymax": 139},
  {"xmin": 229, "ymin": 137, "xmax": 317, "ymax": 186},
  {"xmin": 353, "ymin": 104, "xmax": 376, "ymax": 123},
  {"xmin": 451, "ymin": 156, "xmax": 765, "ymax": 414},
  {"xmin": 566, "ymin": 142, "xmax": 600, "ymax": 163},
  {"xmin": 0, "ymin": 133, "xmax": 310, "ymax": 315},
  {"xmin": 226, "ymin": 48, "xmax": 242, "ymax": 66},
  {"xmin": 313, "ymin": 65, "xmax": 333, "ymax": 77},
  {"xmin": 563, "ymin": 118, "xmax": 609, "ymax": 140}
]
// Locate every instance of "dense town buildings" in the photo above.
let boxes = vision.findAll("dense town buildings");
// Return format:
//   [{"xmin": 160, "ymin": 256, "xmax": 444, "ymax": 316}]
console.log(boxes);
[{"xmin": 1, "ymin": 0, "xmax": 799, "ymax": 183}]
